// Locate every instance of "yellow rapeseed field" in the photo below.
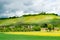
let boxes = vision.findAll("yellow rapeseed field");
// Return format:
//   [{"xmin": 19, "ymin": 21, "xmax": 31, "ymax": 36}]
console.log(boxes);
[{"xmin": 4, "ymin": 31, "xmax": 60, "ymax": 36}]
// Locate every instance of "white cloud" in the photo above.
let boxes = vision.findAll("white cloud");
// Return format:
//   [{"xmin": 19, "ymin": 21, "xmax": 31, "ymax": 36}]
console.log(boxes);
[
  {"xmin": 0, "ymin": 0, "xmax": 60, "ymax": 17},
  {"xmin": 2, "ymin": 11, "xmax": 24, "ymax": 17}
]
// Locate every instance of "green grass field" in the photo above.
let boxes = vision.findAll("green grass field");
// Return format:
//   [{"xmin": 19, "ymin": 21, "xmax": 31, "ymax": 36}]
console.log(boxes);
[{"xmin": 0, "ymin": 33, "xmax": 60, "ymax": 40}]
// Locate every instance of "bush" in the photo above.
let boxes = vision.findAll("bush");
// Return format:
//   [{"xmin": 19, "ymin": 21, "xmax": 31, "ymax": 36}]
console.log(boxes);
[
  {"xmin": 41, "ymin": 23, "xmax": 48, "ymax": 28},
  {"xmin": 32, "ymin": 26, "xmax": 41, "ymax": 31},
  {"xmin": 47, "ymin": 24, "xmax": 53, "ymax": 31}
]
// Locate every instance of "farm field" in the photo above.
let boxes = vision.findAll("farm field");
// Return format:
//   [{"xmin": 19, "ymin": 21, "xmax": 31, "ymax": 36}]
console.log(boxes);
[
  {"xmin": 4, "ymin": 32, "xmax": 60, "ymax": 36},
  {"xmin": 0, "ymin": 32, "xmax": 60, "ymax": 40}
]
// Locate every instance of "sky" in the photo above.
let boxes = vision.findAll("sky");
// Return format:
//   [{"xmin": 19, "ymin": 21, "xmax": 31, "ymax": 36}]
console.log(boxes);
[{"xmin": 0, "ymin": 0, "xmax": 60, "ymax": 18}]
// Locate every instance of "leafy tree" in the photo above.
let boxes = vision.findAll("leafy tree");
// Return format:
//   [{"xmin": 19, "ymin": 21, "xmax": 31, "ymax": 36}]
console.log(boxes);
[
  {"xmin": 9, "ymin": 16, "xmax": 18, "ymax": 19},
  {"xmin": 41, "ymin": 23, "xmax": 48, "ymax": 28},
  {"xmin": 39, "ymin": 12, "xmax": 46, "ymax": 15},
  {"xmin": 47, "ymin": 24, "xmax": 53, "ymax": 31},
  {"xmin": 32, "ymin": 26, "xmax": 41, "ymax": 31}
]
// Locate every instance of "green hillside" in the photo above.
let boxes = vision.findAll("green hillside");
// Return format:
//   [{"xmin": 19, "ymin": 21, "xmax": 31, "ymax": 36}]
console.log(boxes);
[
  {"xmin": 0, "ymin": 13, "xmax": 60, "ymax": 32},
  {"xmin": 0, "ymin": 15, "xmax": 60, "ymax": 26}
]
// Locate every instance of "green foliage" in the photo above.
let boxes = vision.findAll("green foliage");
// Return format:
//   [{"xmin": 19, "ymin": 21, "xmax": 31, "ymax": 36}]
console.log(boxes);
[
  {"xmin": 50, "ymin": 19, "xmax": 60, "ymax": 27},
  {"xmin": 41, "ymin": 23, "xmax": 48, "ymax": 28},
  {"xmin": 47, "ymin": 24, "xmax": 53, "ymax": 31},
  {"xmin": 9, "ymin": 16, "xmax": 19, "ymax": 19},
  {"xmin": 39, "ymin": 12, "xmax": 46, "ymax": 15},
  {"xmin": 22, "ymin": 14, "xmax": 32, "ymax": 17},
  {"xmin": 32, "ymin": 26, "xmax": 41, "ymax": 31},
  {"xmin": 22, "ymin": 12, "xmax": 58, "ymax": 17}
]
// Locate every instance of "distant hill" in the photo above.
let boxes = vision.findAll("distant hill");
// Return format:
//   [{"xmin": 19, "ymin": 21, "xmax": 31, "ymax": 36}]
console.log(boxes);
[{"xmin": 0, "ymin": 12, "xmax": 60, "ymax": 27}]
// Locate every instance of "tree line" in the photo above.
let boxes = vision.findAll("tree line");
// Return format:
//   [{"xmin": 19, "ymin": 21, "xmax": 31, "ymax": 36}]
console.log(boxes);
[
  {"xmin": 22, "ymin": 12, "xmax": 58, "ymax": 17},
  {"xmin": 0, "ymin": 12, "xmax": 58, "ymax": 19},
  {"xmin": 0, "ymin": 22, "xmax": 59, "ymax": 32}
]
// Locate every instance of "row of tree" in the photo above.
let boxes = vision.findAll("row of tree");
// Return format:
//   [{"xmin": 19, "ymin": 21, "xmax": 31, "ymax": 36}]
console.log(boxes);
[
  {"xmin": 22, "ymin": 12, "xmax": 58, "ymax": 17},
  {"xmin": 0, "ymin": 12, "xmax": 58, "ymax": 19},
  {"xmin": 0, "ymin": 22, "xmax": 59, "ymax": 32}
]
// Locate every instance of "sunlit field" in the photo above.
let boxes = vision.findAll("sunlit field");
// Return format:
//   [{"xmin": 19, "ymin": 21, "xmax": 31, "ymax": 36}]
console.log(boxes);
[
  {"xmin": 0, "ymin": 32, "xmax": 60, "ymax": 40},
  {"xmin": 3, "ymin": 31, "xmax": 60, "ymax": 36},
  {"xmin": 0, "ymin": 33, "xmax": 60, "ymax": 40}
]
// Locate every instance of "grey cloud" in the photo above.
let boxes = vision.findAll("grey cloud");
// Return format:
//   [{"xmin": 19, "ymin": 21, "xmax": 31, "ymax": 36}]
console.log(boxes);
[{"xmin": 0, "ymin": 0, "xmax": 60, "ymax": 18}]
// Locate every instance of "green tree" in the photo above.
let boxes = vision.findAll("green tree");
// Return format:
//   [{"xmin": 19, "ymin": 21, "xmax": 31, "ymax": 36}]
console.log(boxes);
[
  {"xmin": 32, "ymin": 26, "xmax": 41, "ymax": 31},
  {"xmin": 47, "ymin": 24, "xmax": 53, "ymax": 31},
  {"xmin": 39, "ymin": 12, "xmax": 46, "ymax": 15}
]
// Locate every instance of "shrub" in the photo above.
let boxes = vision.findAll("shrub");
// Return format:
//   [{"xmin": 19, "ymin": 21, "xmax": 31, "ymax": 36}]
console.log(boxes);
[
  {"xmin": 47, "ymin": 24, "xmax": 53, "ymax": 31},
  {"xmin": 32, "ymin": 26, "xmax": 41, "ymax": 31}
]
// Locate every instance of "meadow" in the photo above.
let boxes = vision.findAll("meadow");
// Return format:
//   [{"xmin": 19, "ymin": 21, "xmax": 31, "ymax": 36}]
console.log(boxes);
[{"xmin": 0, "ymin": 32, "xmax": 60, "ymax": 40}]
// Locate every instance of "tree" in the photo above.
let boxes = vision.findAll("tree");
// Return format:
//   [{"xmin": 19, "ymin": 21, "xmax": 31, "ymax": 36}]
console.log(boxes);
[
  {"xmin": 9, "ymin": 16, "xmax": 18, "ymax": 19},
  {"xmin": 32, "ymin": 26, "xmax": 41, "ymax": 31},
  {"xmin": 39, "ymin": 12, "xmax": 46, "ymax": 15},
  {"xmin": 47, "ymin": 24, "xmax": 53, "ymax": 31},
  {"xmin": 41, "ymin": 23, "xmax": 48, "ymax": 28}
]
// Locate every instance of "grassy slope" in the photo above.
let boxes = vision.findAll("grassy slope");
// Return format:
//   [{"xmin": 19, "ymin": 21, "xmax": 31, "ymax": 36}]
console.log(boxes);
[
  {"xmin": 0, "ymin": 15, "xmax": 60, "ymax": 26},
  {"xmin": 0, "ymin": 33, "xmax": 60, "ymax": 40},
  {"xmin": 0, "ymin": 18, "xmax": 23, "ymax": 26},
  {"xmin": 23, "ymin": 15, "xmax": 60, "ymax": 23}
]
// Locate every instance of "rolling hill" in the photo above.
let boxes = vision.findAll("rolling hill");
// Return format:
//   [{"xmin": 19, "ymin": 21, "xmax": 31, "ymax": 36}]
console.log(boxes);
[{"xmin": 0, "ymin": 14, "xmax": 60, "ymax": 26}]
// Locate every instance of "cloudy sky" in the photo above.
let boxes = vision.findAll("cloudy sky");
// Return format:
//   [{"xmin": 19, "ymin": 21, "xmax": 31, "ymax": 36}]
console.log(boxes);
[{"xmin": 0, "ymin": 0, "xmax": 60, "ymax": 18}]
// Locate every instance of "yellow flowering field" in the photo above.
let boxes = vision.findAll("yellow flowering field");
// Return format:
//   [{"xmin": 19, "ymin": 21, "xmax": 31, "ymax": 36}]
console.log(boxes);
[{"xmin": 4, "ymin": 31, "xmax": 60, "ymax": 36}]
